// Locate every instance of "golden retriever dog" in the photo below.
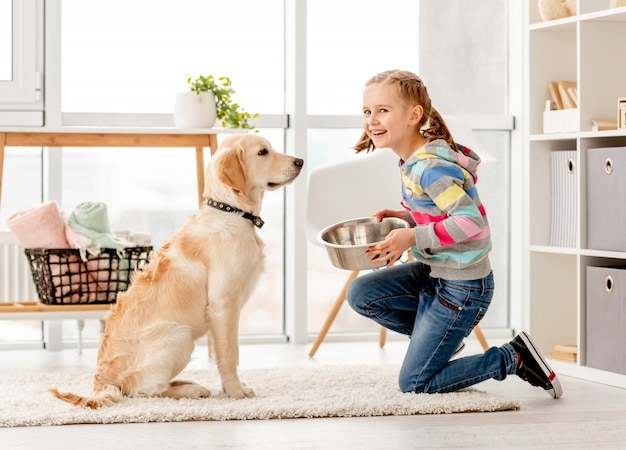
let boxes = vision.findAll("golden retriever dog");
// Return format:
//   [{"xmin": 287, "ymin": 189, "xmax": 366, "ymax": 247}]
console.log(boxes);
[{"xmin": 50, "ymin": 134, "xmax": 303, "ymax": 408}]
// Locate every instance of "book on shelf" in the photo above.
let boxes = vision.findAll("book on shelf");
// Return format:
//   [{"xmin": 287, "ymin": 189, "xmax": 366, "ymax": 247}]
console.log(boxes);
[
  {"xmin": 557, "ymin": 81, "xmax": 577, "ymax": 109},
  {"xmin": 554, "ymin": 344, "xmax": 577, "ymax": 354},
  {"xmin": 547, "ymin": 80, "xmax": 577, "ymax": 110},
  {"xmin": 550, "ymin": 344, "xmax": 577, "ymax": 363},
  {"xmin": 591, "ymin": 119, "xmax": 617, "ymax": 131},
  {"xmin": 548, "ymin": 81, "xmax": 563, "ymax": 110},
  {"xmin": 551, "ymin": 350, "xmax": 577, "ymax": 362}
]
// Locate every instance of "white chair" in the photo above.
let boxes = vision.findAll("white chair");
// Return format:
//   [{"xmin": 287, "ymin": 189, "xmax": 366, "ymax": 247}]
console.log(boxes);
[
  {"xmin": 306, "ymin": 149, "xmax": 400, "ymax": 357},
  {"xmin": 306, "ymin": 117, "xmax": 490, "ymax": 357}
]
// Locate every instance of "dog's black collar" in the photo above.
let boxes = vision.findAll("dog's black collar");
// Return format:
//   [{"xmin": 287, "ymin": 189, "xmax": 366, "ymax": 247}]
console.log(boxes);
[{"xmin": 206, "ymin": 199, "xmax": 264, "ymax": 229}]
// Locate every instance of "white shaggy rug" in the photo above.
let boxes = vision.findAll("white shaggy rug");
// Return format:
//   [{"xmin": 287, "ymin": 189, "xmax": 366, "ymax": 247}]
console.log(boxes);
[{"xmin": 0, "ymin": 365, "xmax": 519, "ymax": 427}]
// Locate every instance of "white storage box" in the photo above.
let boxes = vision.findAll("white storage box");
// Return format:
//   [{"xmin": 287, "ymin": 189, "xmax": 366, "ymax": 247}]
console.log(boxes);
[
  {"xmin": 543, "ymin": 109, "xmax": 578, "ymax": 134},
  {"xmin": 550, "ymin": 150, "xmax": 577, "ymax": 247}
]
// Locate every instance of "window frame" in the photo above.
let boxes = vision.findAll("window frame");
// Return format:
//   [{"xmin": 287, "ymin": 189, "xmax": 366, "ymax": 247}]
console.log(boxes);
[{"xmin": 0, "ymin": 0, "xmax": 43, "ymax": 126}]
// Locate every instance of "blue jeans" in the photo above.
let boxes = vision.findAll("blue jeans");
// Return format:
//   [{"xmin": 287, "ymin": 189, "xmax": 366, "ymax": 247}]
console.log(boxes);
[{"xmin": 346, "ymin": 261, "xmax": 518, "ymax": 393}]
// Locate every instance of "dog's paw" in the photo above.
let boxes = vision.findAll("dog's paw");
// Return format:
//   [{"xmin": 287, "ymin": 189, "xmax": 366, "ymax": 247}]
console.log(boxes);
[
  {"xmin": 191, "ymin": 385, "xmax": 212, "ymax": 399},
  {"xmin": 224, "ymin": 382, "xmax": 256, "ymax": 399},
  {"xmin": 159, "ymin": 381, "xmax": 211, "ymax": 400}
]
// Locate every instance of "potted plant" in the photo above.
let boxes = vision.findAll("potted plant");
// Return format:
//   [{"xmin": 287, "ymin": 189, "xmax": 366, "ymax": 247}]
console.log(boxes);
[{"xmin": 174, "ymin": 74, "xmax": 258, "ymax": 130}]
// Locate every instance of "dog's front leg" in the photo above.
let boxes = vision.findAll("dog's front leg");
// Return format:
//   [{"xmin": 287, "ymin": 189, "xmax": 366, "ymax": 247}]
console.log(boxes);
[{"xmin": 208, "ymin": 303, "xmax": 255, "ymax": 399}]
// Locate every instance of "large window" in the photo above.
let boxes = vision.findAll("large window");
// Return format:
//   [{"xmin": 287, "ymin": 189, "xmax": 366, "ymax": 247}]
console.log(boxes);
[
  {"xmin": 61, "ymin": 0, "xmax": 284, "ymax": 115},
  {"xmin": 0, "ymin": 1, "xmax": 514, "ymax": 348}
]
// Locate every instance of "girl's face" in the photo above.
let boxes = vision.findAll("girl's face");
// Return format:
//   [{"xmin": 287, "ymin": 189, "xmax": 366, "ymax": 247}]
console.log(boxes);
[{"xmin": 362, "ymin": 82, "xmax": 424, "ymax": 158}]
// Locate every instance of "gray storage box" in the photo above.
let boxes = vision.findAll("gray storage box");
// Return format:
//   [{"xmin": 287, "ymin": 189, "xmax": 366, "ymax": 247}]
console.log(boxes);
[
  {"xmin": 587, "ymin": 146, "xmax": 626, "ymax": 251},
  {"xmin": 586, "ymin": 266, "xmax": 626, "ymax": 374}
]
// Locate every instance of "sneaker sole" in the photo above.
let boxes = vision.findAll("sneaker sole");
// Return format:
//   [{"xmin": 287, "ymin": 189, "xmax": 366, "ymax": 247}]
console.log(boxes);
[{"xmin": 518, "ymin": 331, "xmax": 563, "ymax": 399}]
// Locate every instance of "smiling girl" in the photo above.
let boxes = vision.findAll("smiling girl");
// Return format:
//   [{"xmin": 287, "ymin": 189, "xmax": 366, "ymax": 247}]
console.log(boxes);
[{"xmin": 346, "ymin": 69, "xmax": 562, "ymax": 399}]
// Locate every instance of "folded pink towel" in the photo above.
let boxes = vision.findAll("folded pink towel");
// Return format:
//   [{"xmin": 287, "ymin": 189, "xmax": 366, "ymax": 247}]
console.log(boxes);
[
  {"xmin": 7, "ymin": 202, "xmax": 97, "ymax": 303},
  {"xmin": 8, "ymin": 201, "xmax": 70, "ymax": 248}
]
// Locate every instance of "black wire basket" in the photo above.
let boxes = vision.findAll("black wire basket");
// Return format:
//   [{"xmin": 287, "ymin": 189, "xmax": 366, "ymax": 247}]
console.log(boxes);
[{"xmin": 24, "ymin": 246, "xmax": 152, "ymax": 305}]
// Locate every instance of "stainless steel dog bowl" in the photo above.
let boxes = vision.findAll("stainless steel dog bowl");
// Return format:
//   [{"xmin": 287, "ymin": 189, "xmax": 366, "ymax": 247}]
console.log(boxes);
[{"xmin": 318, "ymin": 217, "xmax": 409, "ymax": 270}]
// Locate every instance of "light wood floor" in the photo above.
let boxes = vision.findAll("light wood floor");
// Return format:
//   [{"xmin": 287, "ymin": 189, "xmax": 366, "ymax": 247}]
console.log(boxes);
[{"xmin": 1, "ymin": 337, "xmax": 626, "ymax": 449}]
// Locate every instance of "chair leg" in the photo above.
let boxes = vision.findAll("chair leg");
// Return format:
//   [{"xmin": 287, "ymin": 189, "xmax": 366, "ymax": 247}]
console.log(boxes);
[
  {"xmin": 76, "ymin": 320, "xmax": 84, "ymax": 355},
  {"xmin": 473, "ymin": 324, "xmax": 489, "ymax": 351},
  {"xmin": 379, "ymin": 326, "xmax": 387, "ymax": 348},
  {"xmin": 309, "ymin": 270, "xmax": 360, "ymax": 357}
]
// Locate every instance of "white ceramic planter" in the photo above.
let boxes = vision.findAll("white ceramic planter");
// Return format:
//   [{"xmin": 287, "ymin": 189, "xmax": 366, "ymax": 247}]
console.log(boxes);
[{"xmin": 174, "ymin": 91, "xmax": 217, "ymax": 128}]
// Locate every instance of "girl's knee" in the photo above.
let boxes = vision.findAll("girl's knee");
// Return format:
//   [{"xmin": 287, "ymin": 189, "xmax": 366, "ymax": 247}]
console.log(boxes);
[
  {"xmin": 398, "ymin": 378, "xmax": 413, "ymax": 393},
  {"xmin": 346, "ymin": 276, "xmax": 377, "ymax": 314},
  {"xmin": 398, "ymin": 372, "xmax": 425, "ymax": 394}
]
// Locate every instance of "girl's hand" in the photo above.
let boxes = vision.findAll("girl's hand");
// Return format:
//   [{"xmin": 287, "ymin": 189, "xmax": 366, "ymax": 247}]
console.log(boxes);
[
  {"xmin": 373, "ymin": 209, "xmax": 406, "ymax": 222},
  {"xmin": 365, "ymin": 227, "xmax": 415, "ymax": 268}
]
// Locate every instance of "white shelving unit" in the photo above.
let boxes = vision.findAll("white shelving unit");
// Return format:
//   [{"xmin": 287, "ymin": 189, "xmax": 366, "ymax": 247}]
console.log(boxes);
[{"xmin": 525, "ymin": 1, "xmax": 626, "ymax": 388}]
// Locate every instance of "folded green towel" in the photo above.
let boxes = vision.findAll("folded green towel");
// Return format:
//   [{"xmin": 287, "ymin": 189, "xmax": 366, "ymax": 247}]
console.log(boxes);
[{"xmin": 67, "ymin": 202, "xmax": 133, "ymax": 254}]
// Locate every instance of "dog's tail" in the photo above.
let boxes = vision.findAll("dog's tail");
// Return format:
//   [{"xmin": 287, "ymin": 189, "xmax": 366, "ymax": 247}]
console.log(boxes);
[{"xmin": 49, "ymin": 387, "xmax": 123, "ymax": 409}]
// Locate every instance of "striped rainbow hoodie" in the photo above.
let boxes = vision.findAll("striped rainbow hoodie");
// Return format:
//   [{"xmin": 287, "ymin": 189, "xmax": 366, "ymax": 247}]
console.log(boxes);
[{"xmin": 400, "ymin": 139, "xmax": 491, "ymax": 280}]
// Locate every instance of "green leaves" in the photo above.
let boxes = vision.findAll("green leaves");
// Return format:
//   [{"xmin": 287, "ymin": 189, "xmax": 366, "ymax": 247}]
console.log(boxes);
[{"xmin": 186, "ymin": 75, "xmax": 258, "ymax": 130}]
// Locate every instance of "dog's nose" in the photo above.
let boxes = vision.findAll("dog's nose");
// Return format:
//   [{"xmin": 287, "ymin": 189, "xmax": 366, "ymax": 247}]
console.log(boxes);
[{"xmin": 294, "ymin": 158, "xmax": 304, "ymax": 167}]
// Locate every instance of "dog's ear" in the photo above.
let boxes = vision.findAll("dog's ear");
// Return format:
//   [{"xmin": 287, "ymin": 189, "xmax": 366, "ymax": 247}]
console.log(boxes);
[{"xmin": 216, "ymin": 147, "xmax": 247, "ymax": 195}]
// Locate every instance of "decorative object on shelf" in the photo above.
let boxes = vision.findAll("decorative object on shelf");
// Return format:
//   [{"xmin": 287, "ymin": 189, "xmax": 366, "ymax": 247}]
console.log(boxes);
[
  {"xmin": 174, "ymin": 74, "xmax": 258, "ymax": 130},
  {"xmin": 538, "ymin": 0, "xmax": 576, "ymax": 21},
  {"xmin": 619, "ymin": 98, "xmax": 626, "ymax": 129},
  {"xmin": 543, "ymin": 109, "xmax": 578, "ymax": 134},
  {"xmin": 544, "ymin": 80, "xmax": 578, "ymax": 133},
  {"xmin": 611, "ymin": 0, "xmax": 626, "ymax": 8}
]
